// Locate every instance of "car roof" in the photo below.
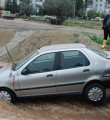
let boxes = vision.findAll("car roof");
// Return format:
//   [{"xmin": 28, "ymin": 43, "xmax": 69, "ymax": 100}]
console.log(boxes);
[{"xmin": 38, "ymin": 43, "xmax": 86, "ymax": 53}]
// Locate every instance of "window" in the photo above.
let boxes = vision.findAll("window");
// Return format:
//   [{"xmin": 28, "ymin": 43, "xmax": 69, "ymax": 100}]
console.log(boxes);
[
  {"xmin": 87, "ymin": 47, "xmax": 107, "ymax": 58},
  {"xmin": 26, "ymin": 53, "xmax": 56, "ymax": 74},
  {"xmin": 14, "ymin": 52, "xmax": 38, "ymax": 70},
  {"xmin": 60, "ymin": 51, "xmax": 90, "ymax": 70},
  {"xmin": 100, "ymin": 4, "xmax": 102, "ymax": 7},
  {"xmin": 100, "ymin": 0, "xmax": 102, "ymax": 2}
]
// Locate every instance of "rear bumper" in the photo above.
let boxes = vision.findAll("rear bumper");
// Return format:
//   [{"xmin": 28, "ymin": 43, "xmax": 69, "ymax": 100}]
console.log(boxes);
[{"xmin": 100, "ymin": 77, "xmax": 110, "ymax": 88}]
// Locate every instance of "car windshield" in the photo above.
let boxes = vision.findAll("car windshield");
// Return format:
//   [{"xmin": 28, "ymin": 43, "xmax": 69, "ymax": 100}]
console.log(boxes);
[
  {"xmin": 13, "ymin": 51, "xmax": 38, "ymax": 70},
  {"xmin": 87, "ymin": 47, "xmax": 107, "ymax": 58}
]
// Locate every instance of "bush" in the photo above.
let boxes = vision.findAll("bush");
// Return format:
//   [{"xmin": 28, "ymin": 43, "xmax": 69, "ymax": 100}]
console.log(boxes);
[
  {"xmin": 74, "ymin": 39, "xmax": 79, "ymax": 43},
  {"xmin": 82, "ymin": 32, "xmax": 103, "ymax": 44}
]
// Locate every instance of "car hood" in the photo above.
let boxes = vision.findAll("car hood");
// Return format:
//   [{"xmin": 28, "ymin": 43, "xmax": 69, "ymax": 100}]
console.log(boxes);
[{"xmin": 0, "ymin": 66, "xmax": 12, "ymax": 79}]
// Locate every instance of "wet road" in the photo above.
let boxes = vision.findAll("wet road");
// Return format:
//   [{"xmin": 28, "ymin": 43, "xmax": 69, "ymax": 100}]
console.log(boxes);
[{"xmin": 0, "ymin": 94, "xmax": 110, "ymax": 120}]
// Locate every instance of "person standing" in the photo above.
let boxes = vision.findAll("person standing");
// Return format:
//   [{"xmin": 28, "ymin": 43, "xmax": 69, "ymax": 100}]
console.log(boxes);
[{"xmin": 101, "ymin": 10, "xmax": 110, "ymax": 48}]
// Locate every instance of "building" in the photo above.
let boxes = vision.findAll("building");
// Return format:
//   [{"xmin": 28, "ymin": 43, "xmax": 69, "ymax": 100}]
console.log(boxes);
[
  {"xmin": 105, "ymin": 0, "xmax": 110, "ymax": 14},
  {"xmin": 86, "ymin": 0, "xmax": 110, "ymax": 14},
  {"xmin": 16, "ymin": 0, "xmax": 19, "ymax": 5},
  {"xmin": 0, "ymin": 0, "xmax": 5, "ymax": 7},
  {"xmin": 4, "ymin": 0, "xmax": 20, "ymax": 5},
  {"xmin": 32, "ymin": 0, "xmax": 45, "ymax": 12}
]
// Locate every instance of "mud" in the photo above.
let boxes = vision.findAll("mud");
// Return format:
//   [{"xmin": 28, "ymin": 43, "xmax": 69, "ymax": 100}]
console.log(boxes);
[{"xmin": 0, "ymin": 94, "xmax": 110, "ymax": 120}]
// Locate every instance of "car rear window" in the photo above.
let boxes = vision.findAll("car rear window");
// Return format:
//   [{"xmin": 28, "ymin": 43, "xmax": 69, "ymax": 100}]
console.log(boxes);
[{"xmin": 87, "ymin": 47, "xmax": 107, "ymax": 58}]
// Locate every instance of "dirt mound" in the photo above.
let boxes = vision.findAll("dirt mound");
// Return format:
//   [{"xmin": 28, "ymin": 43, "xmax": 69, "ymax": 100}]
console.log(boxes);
[
  {"xmin": 0, "ymin": 30, "xmax": 104, "ymax": 62},
  {"xmin": 0, "ymin": 29, "xmax": 14, "ymax": 47},
  {"xmin": 0, "ymin": 30, "xmax": 75, "ymax": 62}
]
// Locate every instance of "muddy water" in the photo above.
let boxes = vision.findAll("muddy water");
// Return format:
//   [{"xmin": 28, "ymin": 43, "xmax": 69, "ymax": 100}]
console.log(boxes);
[{"xmin": 0, "ymin": 93, "xmax": 110, "ymax": 120}]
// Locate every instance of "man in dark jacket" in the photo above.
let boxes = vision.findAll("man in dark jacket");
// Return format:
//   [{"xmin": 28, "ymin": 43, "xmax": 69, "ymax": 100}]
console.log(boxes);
[{"xmin": 101, "ymin": 10, "xmax": 110, "ymax": 48}]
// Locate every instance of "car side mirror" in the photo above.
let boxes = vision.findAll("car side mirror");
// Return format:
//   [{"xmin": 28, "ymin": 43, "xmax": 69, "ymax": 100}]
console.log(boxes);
[{"xmin": 22, "ymin": 68, "xmax": 28, "ymax": 75}]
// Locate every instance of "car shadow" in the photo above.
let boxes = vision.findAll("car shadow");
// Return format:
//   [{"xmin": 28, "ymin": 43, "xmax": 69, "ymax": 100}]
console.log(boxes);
[{"xmin": 16, "ymin": 93, "xmax": 110, "ymax": 108}]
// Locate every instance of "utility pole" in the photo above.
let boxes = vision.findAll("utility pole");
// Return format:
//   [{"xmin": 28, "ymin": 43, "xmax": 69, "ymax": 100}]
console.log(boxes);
[{"xmin": 73, "ymin": 0, "xmax": 76, "ymax": 19}]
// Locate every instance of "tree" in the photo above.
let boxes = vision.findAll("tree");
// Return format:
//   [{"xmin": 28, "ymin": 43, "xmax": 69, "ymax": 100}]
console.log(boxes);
[
  {"xmin": 77, "ymin": 8, "xmax": 86, "ymax": 18},
  {"xmin": 1, "ymin": 6, "xmax": 5, "ymax": 10},
  {"xmin": 20, "ymin": 0, "xmax": 34, "ymax": 16},
  {"xmin": 43, "ymin": 0, "xmax": 74, "ymax": 20},
  {"xmin": 87, "ymin": 10, "xmax": 101, "ymax": 19},
  {"xmin": 75, "ymin": 0, "xmax": 84, "ymax": 17},
  {"xmin": 5, "ymin": 0, "xmax": 19, "ymax": 13},
  {"xmin": 39, "ymin": 7, "xmax": 43, "ymax": 15},
  {"xmin": 0, "ymin": 7, "xmax": 2, "ymax": 10},
  {"xmin": 12, "ymin": 0, "xmax": 19, "ymax": 13}
]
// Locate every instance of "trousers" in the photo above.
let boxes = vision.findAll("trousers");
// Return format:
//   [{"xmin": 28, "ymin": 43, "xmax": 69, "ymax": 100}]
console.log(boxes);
[{"xmin": 104, "ymin": 27, "xmax": 110, "ymax": 40}]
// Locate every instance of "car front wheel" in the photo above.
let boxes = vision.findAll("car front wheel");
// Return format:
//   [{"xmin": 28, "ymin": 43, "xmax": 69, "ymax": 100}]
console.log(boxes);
[
  {"xmin": 84, "ymin": 84, "xmax": 106, "ymax": 103},
  {"xmin": 0, "ymin": 88, "xmax": 16, "ymax": 103}
]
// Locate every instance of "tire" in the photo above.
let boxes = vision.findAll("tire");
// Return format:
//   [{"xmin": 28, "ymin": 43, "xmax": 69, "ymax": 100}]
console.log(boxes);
[
  {"xmin": 0, "ymin": 88, "xmax": 16, "ymax": 103},
  {"xmin": 84, "ymin": 84, "xmax": 106, "ymax": 103}
]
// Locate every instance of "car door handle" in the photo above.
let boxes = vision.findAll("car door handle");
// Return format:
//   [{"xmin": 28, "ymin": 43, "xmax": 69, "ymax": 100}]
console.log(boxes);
[
  {"xmin": 46, "ymin": 74, "xmax": 53, "ymax": 77},
  {"xmin": 83, "ymin": 69, "xmax": 90, "ymax": 72}
]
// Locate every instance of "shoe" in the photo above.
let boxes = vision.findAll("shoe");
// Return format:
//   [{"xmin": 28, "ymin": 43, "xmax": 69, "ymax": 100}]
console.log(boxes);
[{"xmin": 101, "ymin": 40, "xmax": 107, "ymax": 48}]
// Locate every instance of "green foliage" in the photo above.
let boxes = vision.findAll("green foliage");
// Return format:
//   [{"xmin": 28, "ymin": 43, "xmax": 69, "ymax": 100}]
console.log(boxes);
[
  {"xmin": 5, "ymin": 0, "xmax": 19, "ymax": 13},
  {"xmin": 63, "ymin": 20, "xmax": 102, "ymax": 29},
  {"xmin": 87, "ymin": 10, "xmax": 101, "ymax": 19},
  {"xmin": 77, "ymin": 8, "xmax": 86, "ymax": 18},
  {"xmin": 0, "ymin": 7, "xmax": 2, "ymax": 10},
  {"xmin": 82, "ymin": 32, "xmax": 110, "ymax": 46},
  {"xmin": 83, "ymin": 32, "xmax": 110, "ymax": 50},
  {"xmin": 74, "ymin": 39, "xmax": 79, "ymax": 43},
  {"xmin": 76, "ymin": 0, "xmax": 84, "ymax": 17},
  {"xmin": 38, "ymin": 7, "xmax": 43, "ymax": 15},
  {"xmin": 20, "ymin": 0, "xmax": 34, "ymax": 16},
  {"xmin": 76, "ymin": 0, "xmax": 83, "ymax": 10},
  {"xmin": 89, "ymin": 35, "xmax": 103, "ymax": 44},
  {"xmin": 43, "ymin": 0, "xmax": 73, "ymax": 20}
]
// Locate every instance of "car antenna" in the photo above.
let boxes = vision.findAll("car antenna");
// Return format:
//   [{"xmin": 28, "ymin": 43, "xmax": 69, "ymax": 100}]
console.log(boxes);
[{"xmin": 5, "ymin": 45, "xmax": 15, "ymax": 65}]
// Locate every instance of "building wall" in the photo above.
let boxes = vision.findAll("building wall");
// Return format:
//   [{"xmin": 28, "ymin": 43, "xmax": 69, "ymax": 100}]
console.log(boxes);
[
  {"xmin": 86, "ymin": 0, "xmax": 110, "ymax": 13},
  {"xmin": 0, "ymin": 0, "xmax": 5, "ymax": 7},
  {"xmin": 0, "ymin": 0, "xmax": 20, "ymax": 10},
  {"xmin": 93, "ymin": 0, "xmax": 106, "ymax": 13},
  {"xmin": 31, "ymin": 0, "xmax": 44, "ymax": 12}
]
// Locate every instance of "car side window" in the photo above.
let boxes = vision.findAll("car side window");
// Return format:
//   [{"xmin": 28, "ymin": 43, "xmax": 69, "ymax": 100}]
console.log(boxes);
[
  {"xmin": 26, "ymin": 53, "xmax": 56, "ymax": 74},
  {"xmin": 60, "ymin": 50, "xmax": 90, "ymax": 69}
]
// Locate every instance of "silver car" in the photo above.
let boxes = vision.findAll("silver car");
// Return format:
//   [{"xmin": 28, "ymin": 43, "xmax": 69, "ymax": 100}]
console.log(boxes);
[{"xmin": 0, "ymin": 43, "xmax": 110, "ymax": 103}]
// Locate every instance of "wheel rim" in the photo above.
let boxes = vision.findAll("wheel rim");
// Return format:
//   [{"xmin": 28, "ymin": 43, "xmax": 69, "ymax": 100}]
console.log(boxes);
[
  {"xmin": 0, "ymin": 91, "xmax": 11, "ymax": 102},
  {"xmin": 88, "ymin": 87, "xmax": 103, "ymax": 102}
]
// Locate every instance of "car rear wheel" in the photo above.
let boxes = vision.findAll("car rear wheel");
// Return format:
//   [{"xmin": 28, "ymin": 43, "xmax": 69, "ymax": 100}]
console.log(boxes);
[
  {"xmin": 0, "ymin": 88, "xmax": 16, "ymax": 103},
  {"xmin": 84, "ymin": 84, "xmax": 106, "ymax": 103}
]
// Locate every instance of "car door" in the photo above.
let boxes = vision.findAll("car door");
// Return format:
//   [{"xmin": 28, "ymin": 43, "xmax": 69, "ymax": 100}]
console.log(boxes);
[
  {"xmin": 56, "ymin": 50, "xmax": 93, "ymax": 93},
  {"xmin": 18, "ymin": 52, "xmax": 57, "ymax": 96}
]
